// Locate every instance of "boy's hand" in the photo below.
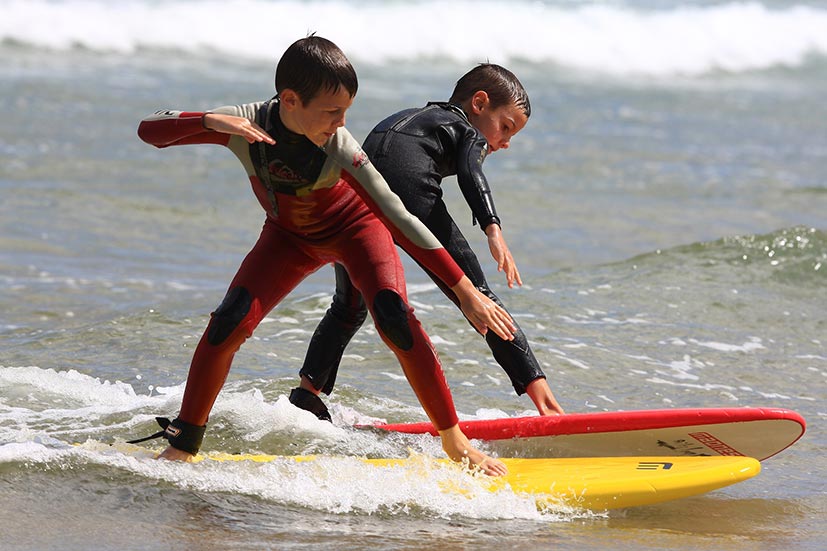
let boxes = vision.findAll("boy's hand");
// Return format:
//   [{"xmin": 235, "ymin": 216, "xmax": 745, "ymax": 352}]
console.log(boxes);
[
  {"xmin": 485, "ymin": 224, "xmax": 522, "ymax": 288},
  {"xmin": 438, "ymin": 425, "xmax": 508, "ymax": 476},
  {"xmin": 525, "ymin": 378, "xmax": 566, "ymax": 416},
  {"xmin": 451, "ymin": 276, "xmax": 515, "ymax": 341},
  {"xmin": 203, "ymin": 113, "xmax": 276, "ymax": 145}
]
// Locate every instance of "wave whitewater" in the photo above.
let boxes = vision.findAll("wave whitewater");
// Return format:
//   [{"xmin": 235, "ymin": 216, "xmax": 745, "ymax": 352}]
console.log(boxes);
[{"xmin": 3, "ymin": 1, "xmax": 827, "ymax": 76}]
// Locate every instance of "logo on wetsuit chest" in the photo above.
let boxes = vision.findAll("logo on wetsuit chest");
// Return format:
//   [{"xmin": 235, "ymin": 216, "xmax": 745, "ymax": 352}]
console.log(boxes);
[
  {"xmin": 268, "ymin": 158, "xmax": 313, "ymax": 186},
  {"xmin": 251, "ymin": 134, "xmax": 327, "ymax": 196}
]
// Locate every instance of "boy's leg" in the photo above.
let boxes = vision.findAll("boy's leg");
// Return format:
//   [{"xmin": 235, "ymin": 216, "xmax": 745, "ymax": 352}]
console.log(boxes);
[
  {"xmin": 298, "ymin": 263, "xmax": 367, "ymax": 394},
  {"xmin": 339, "ymin": 217, "xmax": 507, "ymax": 474},
  {"xmin": 178, "ymin": 223, "xmax": 320, "ymax": 426},
  {"xmin": 337, "ymin": 217, "xmax": 459, "ymax": 431}
]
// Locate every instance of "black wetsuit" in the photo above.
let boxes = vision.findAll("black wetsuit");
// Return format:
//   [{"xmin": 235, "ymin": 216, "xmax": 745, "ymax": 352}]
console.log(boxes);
[{"xmin": 299, "ymin": 102, "xmax": 546, "ymax": 396}]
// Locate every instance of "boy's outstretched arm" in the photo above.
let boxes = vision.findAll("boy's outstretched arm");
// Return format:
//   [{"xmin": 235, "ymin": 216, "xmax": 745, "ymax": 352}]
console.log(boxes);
[
  {"xmin": 202, "ymin": 113, "xmax": 275, "ymax": 145},
  {"xmin": 137, "ymin": 111, "xmax": 273, "ymax": 148},
  {"xmin": 137, "ymin": 110, "xmax": 226, "ymax": 148}
]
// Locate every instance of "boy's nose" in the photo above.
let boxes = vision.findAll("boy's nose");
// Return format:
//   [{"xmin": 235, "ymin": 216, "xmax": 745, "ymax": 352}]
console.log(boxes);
[{"xmin": 490, "ymin": 141, "xmax": 509, "ymax": 153}]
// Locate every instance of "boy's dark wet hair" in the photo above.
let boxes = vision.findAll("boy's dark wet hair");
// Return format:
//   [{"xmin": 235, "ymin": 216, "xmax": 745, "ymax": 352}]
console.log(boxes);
[
  {"xmin": 275, "ymin": 35, "xmax": 358, "ymax": 104},
  {"xmin": 449, "ymin": 64, "xmax": 531, "ymax": 118}
]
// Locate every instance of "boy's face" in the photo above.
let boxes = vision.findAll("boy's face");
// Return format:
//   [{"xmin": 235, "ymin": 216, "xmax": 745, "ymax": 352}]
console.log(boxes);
[
  {"xmin": 468, "ymin": 92, "xmax": 528, "ymax": 153},
  {"xmin": 280, "ymin": 86, "xmax": 354, "ymax": 146}
]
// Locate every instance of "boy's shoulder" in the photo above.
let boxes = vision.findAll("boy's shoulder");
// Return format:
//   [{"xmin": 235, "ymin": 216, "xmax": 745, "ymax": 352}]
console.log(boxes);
[
  {"xmin": 210, "ymin": 100, "xmax": 269, "ymax": 121},
  {"xmin": 324, "ymin": 126, "xmax": 363, "ymax": 160},
  {"xmin": 374, "ymin": 103, "xmax": 471, "ymax": 135}
]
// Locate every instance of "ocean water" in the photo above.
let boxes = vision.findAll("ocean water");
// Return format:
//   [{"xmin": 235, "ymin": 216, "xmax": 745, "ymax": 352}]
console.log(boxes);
[{"xmin": 1, "ymin": 1, "xmax": 826, "ymax": 549}]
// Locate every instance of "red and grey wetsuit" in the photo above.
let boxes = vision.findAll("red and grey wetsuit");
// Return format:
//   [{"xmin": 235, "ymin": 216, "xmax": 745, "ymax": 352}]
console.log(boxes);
[
  {"xmin": 300, "ymin": 103, "xmax": 545, "ymax": 397},
  {"xmin": 137, "ymin": 98, "xmax": 464, "ymax": 440}
]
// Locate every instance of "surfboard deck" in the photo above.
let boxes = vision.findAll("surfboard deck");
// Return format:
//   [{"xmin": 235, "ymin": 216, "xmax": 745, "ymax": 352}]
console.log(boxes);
[
  {"xmin": 193, "ymin": 452, "xmax": 760, "ymax": 511},
  {"xmin": 369, "ymin": 407, "xmax": 805, "ymax": 460},
  {"xmin": 75, "ymin": 441, "xmax": 760, "ymax": 511}
]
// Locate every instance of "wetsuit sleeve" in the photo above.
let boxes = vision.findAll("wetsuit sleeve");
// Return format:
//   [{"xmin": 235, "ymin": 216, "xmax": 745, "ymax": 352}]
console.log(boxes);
[
  {"xmin": 454, "ymin": 127, "xmax": 501, "ymax": 230},
  {"xmin": 137, "ymin": 110, "xmax": 232, "ymax": 148},
  {"xmin": 137, "ymin": 104, "xmax": 265, "ymax": 151},
  {"xmin": 328, "ymin": 130, "xmax": 465, "ymax": 288}
]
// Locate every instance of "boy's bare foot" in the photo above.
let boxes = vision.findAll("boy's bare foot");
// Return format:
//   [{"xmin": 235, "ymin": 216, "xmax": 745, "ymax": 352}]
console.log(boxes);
[
  {"xmin": 438, "ymin": 425, "xmax": 507, "ymax": 476},
  {"xmin": 156, "ymin": 445, "xmax": 195, "ymax": 462}
]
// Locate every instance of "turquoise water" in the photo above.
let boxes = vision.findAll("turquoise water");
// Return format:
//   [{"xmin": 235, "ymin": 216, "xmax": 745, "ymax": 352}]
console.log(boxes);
[{"xmin": 1, "ymin": 1, "xmax": 826, "ymax": 549}]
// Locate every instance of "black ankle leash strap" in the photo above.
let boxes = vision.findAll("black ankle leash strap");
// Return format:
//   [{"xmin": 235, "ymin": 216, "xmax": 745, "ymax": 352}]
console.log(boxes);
[{"xmin": 127, "ymin": 417, "xmax": 206, "ymax": 455}]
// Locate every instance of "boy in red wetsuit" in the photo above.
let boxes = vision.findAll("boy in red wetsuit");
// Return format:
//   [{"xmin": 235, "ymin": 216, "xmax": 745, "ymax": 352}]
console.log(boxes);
[
  {"xmin": 134, "ymin": 36, "xmax": 513, "ymax": 475},
  {"xmin": 291, "ymin": 65, "xmax": 565, "ymax": 418}
]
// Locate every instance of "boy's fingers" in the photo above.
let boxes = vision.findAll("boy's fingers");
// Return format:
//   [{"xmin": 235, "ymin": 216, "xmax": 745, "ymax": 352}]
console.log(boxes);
[
  {"xmin": 251, "ymin": 122, "xmax": 276, "ymax": 144},
  {"xmin": 488, "ymin": 307, "xmax": 515, "ymax": 340}
]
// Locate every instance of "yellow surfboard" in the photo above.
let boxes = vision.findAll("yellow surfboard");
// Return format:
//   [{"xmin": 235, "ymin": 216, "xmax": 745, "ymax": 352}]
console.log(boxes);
[{"xmin": 194, "ymin": 452, "xmax": 760, "ymax": 511}]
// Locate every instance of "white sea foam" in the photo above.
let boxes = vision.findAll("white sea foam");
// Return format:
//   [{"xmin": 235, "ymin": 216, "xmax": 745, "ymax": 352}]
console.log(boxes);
[
  {"xmin": 0, "ymin": 364, "xmax": 408, "ymax": 459},
  {"xmin": 2, "ymin": 440, "xmax": 572, "ymax": 520},
  {"xmin": 2, "ymin": 1, "xmax": 827, "ymax": 76},
  {"xmin": 0, "ymin": 364, "xmax": 586, "ymax": 522},
  {"xmin": 0, "ymin": 365, "xmax": 152, "ymax": 408},
  {"xmin": 688, "ymin": 337, "xmax": 766, "ymax": 352}
]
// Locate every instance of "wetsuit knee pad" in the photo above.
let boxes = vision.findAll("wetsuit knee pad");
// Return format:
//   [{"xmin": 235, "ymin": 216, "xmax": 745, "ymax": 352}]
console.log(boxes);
[
  {"xmin": 372, "ymin": 289, "xmax": 414, "ymax": 351},
  {"xmin": 207, "ymin": 287, "xmax": 253, "ymax": 345}
]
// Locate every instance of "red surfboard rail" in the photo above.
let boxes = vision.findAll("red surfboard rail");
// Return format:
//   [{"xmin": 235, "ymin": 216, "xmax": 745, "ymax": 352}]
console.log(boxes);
[{"xmin": 369, "ymin": 407, "xmax": 806, "ymax": 460}]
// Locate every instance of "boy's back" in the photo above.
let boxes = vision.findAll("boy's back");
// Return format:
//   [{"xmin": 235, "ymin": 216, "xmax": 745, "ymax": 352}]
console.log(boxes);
[{"xmin": 363, "ymin": 102, "xmax": 498, "ymax": 229}]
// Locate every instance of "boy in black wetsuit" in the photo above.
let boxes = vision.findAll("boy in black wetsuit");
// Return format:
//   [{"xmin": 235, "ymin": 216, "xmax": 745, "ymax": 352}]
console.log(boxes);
[{"xmin": 290, "ymin": 64, "xmax": 565, "ymax": 420}]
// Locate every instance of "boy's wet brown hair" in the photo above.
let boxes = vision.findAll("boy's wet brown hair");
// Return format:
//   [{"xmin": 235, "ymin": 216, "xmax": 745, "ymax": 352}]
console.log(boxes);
[
  {"xmin": 275, "ymin": 35, "xmax": 358, "ymax": 104},
  {"xmin": 449, "ymin": 64, "xmax": 531, "ymax": 117}
]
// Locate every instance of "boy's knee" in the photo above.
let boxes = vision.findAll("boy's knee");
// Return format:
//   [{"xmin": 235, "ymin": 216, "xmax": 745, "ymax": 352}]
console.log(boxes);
[
  {"xmin": 207, "ymin": 287, "xmax": 253, "ymax": 345},
  {"xmin": 372, "ymin": 289, "xmax": 413, "ymax": 351}
]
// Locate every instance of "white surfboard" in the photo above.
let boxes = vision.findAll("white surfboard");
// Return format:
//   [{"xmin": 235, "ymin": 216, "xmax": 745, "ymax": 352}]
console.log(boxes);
[{"xmin": 371, "ymin": 407, "xmax": 805, "ymax": 460}]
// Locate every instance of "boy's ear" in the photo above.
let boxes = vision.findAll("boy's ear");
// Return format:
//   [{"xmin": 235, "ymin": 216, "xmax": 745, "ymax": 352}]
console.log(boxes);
[
  {"xmin": 470, "ymin": 91, "xmax": 490, "ymax": 114},
  {"xmin": 280, "ymin": 88, "xmax": 301, "ymax": 110}
]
